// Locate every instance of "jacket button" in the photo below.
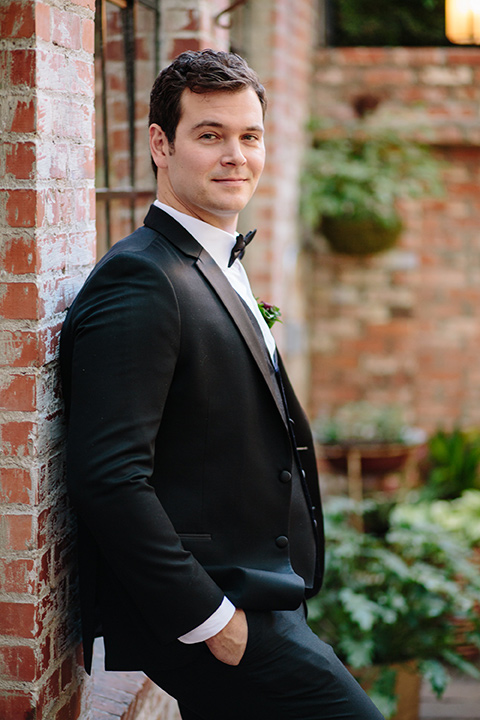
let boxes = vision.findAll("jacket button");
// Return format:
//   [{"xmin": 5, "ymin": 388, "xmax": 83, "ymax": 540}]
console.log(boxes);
[
  {"xmin": 279, "ymin": 470, "xmax": 292, "ymax": 483},
  {"xmin": 275, "ymin": 535, "xmax": 289, "ymax": 548}
]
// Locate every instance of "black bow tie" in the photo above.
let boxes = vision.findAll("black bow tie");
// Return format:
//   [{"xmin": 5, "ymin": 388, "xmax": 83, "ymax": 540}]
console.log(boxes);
[{"xmin": 228, "ymin": 229, "xmax": 257, "ymax": 268}]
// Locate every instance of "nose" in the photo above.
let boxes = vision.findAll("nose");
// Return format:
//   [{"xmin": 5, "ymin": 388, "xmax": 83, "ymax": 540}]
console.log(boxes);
[{"xmin": 221, "ymin": 139, "xmax": 247, "ymax": 166}]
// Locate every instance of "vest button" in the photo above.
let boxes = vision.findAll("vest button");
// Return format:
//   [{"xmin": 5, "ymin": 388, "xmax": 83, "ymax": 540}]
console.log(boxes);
[
  {"xmin": 279, "ymin": 470, "xmax": 292, "ymax": 483},
  {"xmin": 275, "ymin": 535, "xmax": 289, "ymax": 548}
]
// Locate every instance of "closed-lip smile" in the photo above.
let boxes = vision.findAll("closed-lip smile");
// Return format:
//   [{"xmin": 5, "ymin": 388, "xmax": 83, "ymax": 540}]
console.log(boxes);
[{"xmin": 213, "ymin": 177, "xmax": 247, "ymax": 182}]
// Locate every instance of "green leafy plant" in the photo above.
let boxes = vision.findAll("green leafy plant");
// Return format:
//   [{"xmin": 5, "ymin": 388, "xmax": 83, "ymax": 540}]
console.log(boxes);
[
  {"xmin": 393, "ymin": 489, "xmax": 480, "ymax": 546},
  {"xmin": 313, "ymin": 402, "xmax": 422, "ymax": 446},
  {"xmin": 308, "ymin": 496, "xmax": 480, "ymax": 718},
  {"xmin": 422, "ymin": 428, "xmax": 480, "ymax": 500},
  {"xmin": 300, "ymin": 126, "xmax": 445, "ymax": 255}
]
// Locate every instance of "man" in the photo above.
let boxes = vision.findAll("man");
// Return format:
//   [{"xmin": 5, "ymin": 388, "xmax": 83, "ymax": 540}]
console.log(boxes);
[{"xmin": 60, "ymin": 50, "xmax": 384, "ymax": 719}]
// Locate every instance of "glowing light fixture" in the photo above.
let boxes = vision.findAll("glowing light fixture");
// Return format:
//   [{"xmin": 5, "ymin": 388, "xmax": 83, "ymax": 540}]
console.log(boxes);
[{"xmin": 446, "ymin": 0, "xmax": 480, "ymax": 44}]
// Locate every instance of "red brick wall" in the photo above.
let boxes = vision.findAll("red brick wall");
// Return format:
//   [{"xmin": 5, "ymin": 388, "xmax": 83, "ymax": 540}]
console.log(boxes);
[
  {"xmin": 161, "ymin": 0, "xmax": 229, "ymax": 64},
  {"xmin": 307, "ymin": 48, "xmax": 480, "ymax": 432},
  {"xmin": 0, "ymin": 0, "xmax": 95, "ymax": 717},
  {"xmin": 239, "ymin": 0, "xmax": 319, "ymax": 402}
]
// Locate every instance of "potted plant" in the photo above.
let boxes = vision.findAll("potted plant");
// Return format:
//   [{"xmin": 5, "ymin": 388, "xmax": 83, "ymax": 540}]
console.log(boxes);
[
  {"xmin": 313, "ymin": 401, "xmax": 425, "ymax": 480},
  {"xmin": 300, "ymin": 124, "xmax": 445, "ymax": 256},
  {"xmin": 307, "ymin": 496, "xmax": 480, "ymax": 719}
]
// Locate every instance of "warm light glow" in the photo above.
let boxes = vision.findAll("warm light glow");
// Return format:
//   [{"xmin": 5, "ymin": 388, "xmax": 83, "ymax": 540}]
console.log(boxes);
[{"xmin": 446, "ymin": 0, "xmax": 480, "ymax": 44}]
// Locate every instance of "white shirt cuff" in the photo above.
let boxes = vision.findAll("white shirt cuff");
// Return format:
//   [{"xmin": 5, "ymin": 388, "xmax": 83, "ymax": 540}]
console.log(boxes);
[{"xmin": 177, "ymin": 597, "xmax": 236, "ymax": 644}]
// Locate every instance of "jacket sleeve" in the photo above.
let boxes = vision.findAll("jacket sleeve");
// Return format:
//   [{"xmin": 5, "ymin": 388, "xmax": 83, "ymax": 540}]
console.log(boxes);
[{"xmin": 62, "ymin": 250, "xmax": 225, "ymax": 644}]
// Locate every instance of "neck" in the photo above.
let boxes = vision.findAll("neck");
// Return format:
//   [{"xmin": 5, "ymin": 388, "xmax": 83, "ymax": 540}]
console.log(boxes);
[{"xmin": 156, "ymin": 188, "xmax": 238, "ymax": 235}]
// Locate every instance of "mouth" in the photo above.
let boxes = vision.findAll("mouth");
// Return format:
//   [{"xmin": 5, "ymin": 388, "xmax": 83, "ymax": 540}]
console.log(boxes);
[{"xmin": 212, "ymin": 178, "xmax": 248, "ymax": 184}]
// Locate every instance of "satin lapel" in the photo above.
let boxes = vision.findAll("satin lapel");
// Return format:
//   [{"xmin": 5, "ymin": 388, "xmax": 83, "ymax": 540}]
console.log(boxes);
[
  {"xmin": 196, "ymin": 250, "xmax": 287, "ymax": 427},
  {"xmin": 144, "ymin": 205, "xmax": 203, "ymax": 259}
]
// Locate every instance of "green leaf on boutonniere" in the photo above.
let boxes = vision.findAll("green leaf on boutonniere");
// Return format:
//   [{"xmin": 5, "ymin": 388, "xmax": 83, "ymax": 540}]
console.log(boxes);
[{"xmin": 257, "ymin": 298, "xmax": 282, "ymax": 329}]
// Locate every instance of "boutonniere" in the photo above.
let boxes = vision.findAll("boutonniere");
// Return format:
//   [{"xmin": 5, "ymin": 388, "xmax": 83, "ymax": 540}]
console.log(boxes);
[{"xmin": 257, "ymin": 298, "xmax": 282, "ymax": 329}]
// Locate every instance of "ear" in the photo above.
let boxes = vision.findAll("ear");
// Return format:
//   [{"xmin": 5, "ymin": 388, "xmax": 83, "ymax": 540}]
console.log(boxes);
[{"xmin": 149, "ymin": 124, "xmax": 171, "ymax": 170}]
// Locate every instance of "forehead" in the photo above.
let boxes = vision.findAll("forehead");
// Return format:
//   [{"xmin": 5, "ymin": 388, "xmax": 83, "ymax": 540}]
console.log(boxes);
[{"xmin": 178, "ymin": 87, "xmax": 264, "ymax": 130}]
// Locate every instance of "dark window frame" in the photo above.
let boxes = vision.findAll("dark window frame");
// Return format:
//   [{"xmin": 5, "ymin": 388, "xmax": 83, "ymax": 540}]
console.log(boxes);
[{"xmin": 95, "ymin": 0, "xmax": 160, "ymax": 251}]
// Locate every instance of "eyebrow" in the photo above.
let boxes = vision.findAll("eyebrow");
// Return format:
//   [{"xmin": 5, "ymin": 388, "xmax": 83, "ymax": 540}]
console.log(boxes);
[{"xmin": 191, "ymin": 120, "xmax": 264, "ymax": 133}]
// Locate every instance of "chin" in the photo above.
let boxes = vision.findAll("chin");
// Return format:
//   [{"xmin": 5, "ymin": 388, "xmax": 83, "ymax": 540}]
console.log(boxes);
[{"xmin": 218, "ymin": 197, "xmax": 252, "ymax": 213}]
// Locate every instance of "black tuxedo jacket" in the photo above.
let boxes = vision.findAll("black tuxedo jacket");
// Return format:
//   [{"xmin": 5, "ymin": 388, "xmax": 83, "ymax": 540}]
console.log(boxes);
[{"xmin": 60, "ymin": 205, "xmax": 324, "ymax": 674}]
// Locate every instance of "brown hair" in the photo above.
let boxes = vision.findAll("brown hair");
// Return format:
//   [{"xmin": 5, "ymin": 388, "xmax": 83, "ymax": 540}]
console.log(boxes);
[{"xmin": 149, "ymin": 49, "xmax": 266, "ymax": 174}]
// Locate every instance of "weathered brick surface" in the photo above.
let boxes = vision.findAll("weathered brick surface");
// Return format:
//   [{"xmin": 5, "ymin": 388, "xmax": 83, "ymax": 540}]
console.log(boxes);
[
  {"xmin": 0, "ymin": 0, "xmax": 95, "ymax": 718},
  {"xmin": 313, "ymin": 47, "xmax": 480, "ymax": 145},
  {"xmin": 307, "ymin": 48, "xmax": 480, "ymax": 433},
  {"xmin": 161, "ymin": 0, "xmax": 229, "ymax": 66}
]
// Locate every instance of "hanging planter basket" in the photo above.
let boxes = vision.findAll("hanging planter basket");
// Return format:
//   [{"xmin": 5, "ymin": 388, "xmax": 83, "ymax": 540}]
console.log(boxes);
[{"xmin": 321, "ymin": 214, "xmax": 403, "ymax": 256}]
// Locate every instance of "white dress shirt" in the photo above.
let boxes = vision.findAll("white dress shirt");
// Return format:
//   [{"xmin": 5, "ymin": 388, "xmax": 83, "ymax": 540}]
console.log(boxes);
[
  {"xmin": 154, "ymin": 201, "xmax": 276, "ymax": 361},
  {"xmin": 153, "ymin": 200, "xmax": 276, "ymax": 643}
]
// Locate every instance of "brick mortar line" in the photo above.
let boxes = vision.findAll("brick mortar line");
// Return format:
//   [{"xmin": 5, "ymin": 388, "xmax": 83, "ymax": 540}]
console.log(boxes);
[
  {"xmin": 0, "ymin": 503, "xmax": 42, "ymax": 514},
  {"xmin": 0, "ymin": 226, "xmax": 37, "ymax": 235},
  {"xmin": 0, "ymin": 635, "xmax": 37, "ymax": 648},
  {"xmin": 0, "ymin": 459, "xmax": 41, "ymax": 471},
  {"xmin": 0, "ymin": 273, "xmax": 89, "ymax": 284},
  {"xmin": 43, "ymin": 0, "xmax": 95, "ymax": 16},
  {"xmin": 0, "ymin": 38, "xmax": 36, "ymax": 51},
  {"xmin": 0, "ymin": 179, "xmax": 95, "ymax": 189},
  {"xmin": 0, "ymin": 438, "xmax": 67, "ymax": 454},
  {"xmin": 0, "ymin": 366, "xmax": 41, "ymax": 375},
  {"xmin": 1, "ymin": 132, "xmax": 95, "ymax": 143},
  {"xmin": 0, "ymin": 551, "xmax": 50, "ymax": 563},
  {"xmin": 0, "ymin": 591, "xmax": 42, "ymax": 602},
  {"xmin": 0, "ymin": 36, "xmax": 94, "ymax": 59},
  {"xmin": 0, "ymin": 482, "xmax": 69, "ymax": 508},
  {"xmin": 0, "ymin": 90, "xmax": 35, "ymax": 100},
  {"xmin": 0, "ymin": 313, "xmax": 68, "ymax": 327},
  {"xmin": 36, "ymin": 87, "xmax": 95, "ymax": 101},
  {"xmin": 37, "ymin": 574, "xmax": 78, "ymax": 606},
  {"xmin": 0, "ymin": 677, "xmax": 41, "ymax": 693},
  {"xmin": 0, "ymin": 407, "xmax": 38, "ymax": 419}
]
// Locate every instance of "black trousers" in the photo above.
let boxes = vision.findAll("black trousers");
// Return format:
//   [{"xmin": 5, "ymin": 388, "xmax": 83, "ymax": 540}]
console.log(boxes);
[{"xmin": 144, "ymin": 606, "xmax": 385, "ymax": 720}]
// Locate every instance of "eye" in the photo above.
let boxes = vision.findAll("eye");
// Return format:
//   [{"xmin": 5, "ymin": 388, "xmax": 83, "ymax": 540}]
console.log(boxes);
[{"xmin": 199, "ymin": 132, "xmax": 218, "ymax": 141}]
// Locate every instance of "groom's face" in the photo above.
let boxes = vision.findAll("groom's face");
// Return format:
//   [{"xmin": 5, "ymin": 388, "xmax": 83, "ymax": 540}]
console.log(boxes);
[{"xmin": 150, "ymin": 87, "xmax": 265, "ymax": 234}]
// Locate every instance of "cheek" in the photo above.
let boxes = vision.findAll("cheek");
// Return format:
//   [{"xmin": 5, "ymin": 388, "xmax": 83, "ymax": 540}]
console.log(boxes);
[
  {"xmin": 170, "ymin": 158, "xmax": 204, "ymax": 192},
  {"xmin": 252, "ymin": 149, "xmax": 265, "ymax": 175},
  {"xmin": 251, "ymin": 161, "xmax": 264, "ymax": 182}
]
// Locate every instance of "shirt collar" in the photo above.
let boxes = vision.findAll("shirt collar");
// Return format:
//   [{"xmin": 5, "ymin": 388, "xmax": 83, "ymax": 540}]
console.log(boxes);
[{"xmin": 154, "ymin": 200, "xmax": 237, "ymax": 270}]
